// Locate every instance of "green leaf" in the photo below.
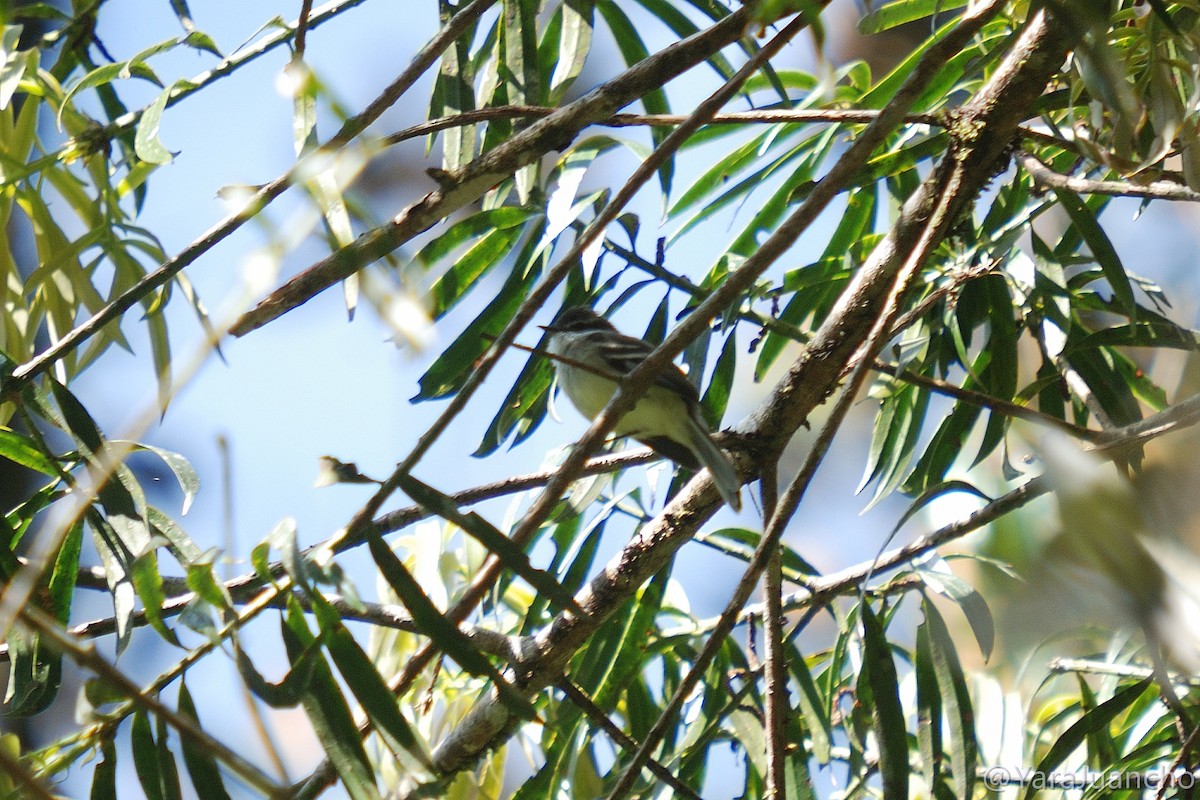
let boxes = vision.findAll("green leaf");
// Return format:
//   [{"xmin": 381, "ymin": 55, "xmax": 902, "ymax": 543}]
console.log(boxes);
[
  {"xmin": 233, "ymin": 626, "xmax": 319, "ymax": 709},
  {"xmin": 154, "ymin": 714, "xmax": 183, "ymax": 800},
  {"xmin": 546, "ymin": 0, "xmax": 593, "ymax": 102},
  {"xmin": 131, "ymin": 548, "xmax": 179, "ymax": 646},
  {"xmin": 430, "ymin": 225, "xmax": 526, "ymax": 318},
  {"xmin": 177, "ymin": 682, "xmax": 233, "ymax": 800},
  {"xmin": 88, "ymin": 513, "xmax": 139, "ymax": 657},
  {"xmin": 1054, "ymin": 190, "xmax": 1135, "ymax": 314},
  {"xmin": 48, "ymin": 522, "xmax": 83, "ymax": 621},
  {"xmin": 2, "ymin": 624, "xmax": 61, "ymax": 716},
  {"xmin": 432, "ymin": 1, "xmax": 476, "ymax": 171},
  {"xmin": 181, "ymin": 30, "xmax": 222, "ymax": 57},
  {"xmin": 914, "ymin": 620, "xmax": 943, "ymax": 793},
  {"xmin": 860, "ymin": 604, "xmax": 909, "ymax": 800},
  {"xmin": 49, "ymin": 377, "xmax": 104, "ymax": 455},
  {"xmin": 414, "ymin": 207, "xmax": 537, "ymax": 269},
  {"xmin": 1070, "ymin": 322, "xmax": 1200, "ymax": 353},
  {"xmin": 145, "ymin": 291, "xmax": 175, "ymax": 411},
  {"xmin": 859, "ymin": 1, "xmax": 968, "ymax": 34},
  {"xmin": 366, "ymin": 531, "xmax": 536, "ymax": 720},
  {"xmin": 0, "ymin": 428, "xmax": 59, "ymax": 476},
  {"xmin": 281, "ymin": 598, "xmax": 381, "ymax": 800},
  {"xmin": 135, "ymin": 81, "xmax": 179, "ymax": 164},
  {"xmin": 503, "ymin": 0, "xmax": 540, "ymax": 201},
  {"xmin": 1024, "ymin": 678, "xmax": 1153, "ymax": 800},
  {"xmin": 693, "ymin": 527, "xmax": 818, "ymax": 578},
  {"xmin": 787, "ymin": 645, "xmax": 832, "ymax": 764},
  {"xmin": 310, "ymin": 594, "xmax": 434, "ymax": 769},
  {"xmin": 699, "ymin": 327, "xmax": 737, "ymax": 429},
  {"xmin": 91, "ymin": 738, "xmax": 118, "ymax": 800},
  {"xmin": 1067, "ymin": 346, "xmax": 1142, "ymax": 427},
  {"xmin": 147, "ymin": 507, "xmax": 202, "ymax": 567},
  {"xmin": 0, "ymin": 31, "xmax": 35, "ymax": 112},
  {"xmin": 185, "ymin": 557, "xmax": 234, "ymax": 612},
  {"xmin": 1073, "ymin": 674, "xmax": 1116, "ymax": 769},
  {"xmin": 921, "ymin": 598, "xmax": 977, "ymax": 800},
  {"xmin": 860, "ymin": 381, "xmax": 930, "ymax": 509},
  {"xmin": 473, "ymin": 335, "xmax": 553, "ymax": 456},
  {"xmin": 131, "ymin": 710, "xmax": 165, "ymax": 800},
  {"xmin": 585, "ymin": 569, "xmax": 668, "ymax": 712},
  {"xmin": 890, "ymin": 480, "xmax": 991, "ymax": 538},
  {"xmin": 523, "ymin": 514, "xmax": 604, "ymax": 628},
  {"xmin": 59, "ymin": 60, "xmax": 163, "ymax": 122},
  {"xmin": 917, "ymin": 567, "xmax": 994, "ymax": 661}
]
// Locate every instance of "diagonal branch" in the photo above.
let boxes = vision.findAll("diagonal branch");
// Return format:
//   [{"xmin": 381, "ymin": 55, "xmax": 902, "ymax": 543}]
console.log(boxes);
[
  {"xmin": 295, "ymin": 11, "xmax": 820, "ymax": 799},
  {"xmin": 419, "ymin": 0, "xmax": 1055, "ymax": 789},
  {"xmin": 611, "ymin": 60, "xmax": 974, "ymax": 798}
]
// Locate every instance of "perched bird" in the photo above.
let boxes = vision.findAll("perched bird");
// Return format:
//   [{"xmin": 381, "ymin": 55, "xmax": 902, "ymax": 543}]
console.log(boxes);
[{"xmin": 541, "ymin": 306, "xmax": 742, "ymax": 510}]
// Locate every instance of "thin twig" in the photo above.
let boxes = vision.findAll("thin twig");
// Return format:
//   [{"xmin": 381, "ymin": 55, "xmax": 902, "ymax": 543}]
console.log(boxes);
[
  {"xmin": 380, "ymin": 105, "xmax": 1063, "ymax": 150},
  {"xmin": 381, "ymin": 106, "xmax": 943, "ymax": 147},
  {"xmin": 762, "ymin": 461, "xmax": 788, "ymax": 800},
  {"xmin": 9, "ymin": 573, "xmax": 527, "ymax": 666},
  {"xmin": 1157, "ymin": 720, "xmax": 1200, "ymax": 800},
  {"xmin": 1018, "ymin": 152, "xmax": 1200, "ymax": 202},
  {"xmin": 1048, "ymin": 657, "xmax": 1200, "ymax": 686},
  {"xmin": 294, "ymin": 0, "xmax": 315, "ymax": 59},
  {"xmin": 557, "ymin": 681, "xmax": 704, "ymax": 800},
  {"xmin": 876, "ymin": 363, "xmax": 1100, "ymax": 439}
]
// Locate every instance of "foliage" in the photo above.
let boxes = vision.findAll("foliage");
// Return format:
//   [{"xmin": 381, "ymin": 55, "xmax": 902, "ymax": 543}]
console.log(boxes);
[{"xmin": 2, "ymin": 1, "xmax": 1200, "ymax": 799}]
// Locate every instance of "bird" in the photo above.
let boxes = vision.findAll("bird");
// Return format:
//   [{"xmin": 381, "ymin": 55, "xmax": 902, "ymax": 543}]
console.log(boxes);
[{"xmin": 541, "ymin": 305, "xmax": 742, "ymax": 511}]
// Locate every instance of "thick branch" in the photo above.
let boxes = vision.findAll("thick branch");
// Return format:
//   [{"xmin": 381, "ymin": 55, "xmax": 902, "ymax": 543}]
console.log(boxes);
[{"xmin": 419, "ymin": 0, "xmax": 1061, "ymax": 784}]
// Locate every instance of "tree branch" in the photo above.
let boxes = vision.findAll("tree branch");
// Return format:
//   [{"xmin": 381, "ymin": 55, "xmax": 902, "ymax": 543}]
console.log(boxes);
[
  {"xmin": 1018, "ymin": 152, "xmax": 1200, "ymax": 202},
  {"xmin": 420, "ymin": 0, "xmax": 1041, "ymax": 789},
  {"xmin": 555, "ymin": 681, "xmax": 705, "ymax": 800},
  {"xmin": 380, "ymin": 106, "xmax": 1064, "ymax": 150},
  {"xmin": 298, "ymin": 11, "xmax": 822, "ymax": 798},
  {"xmin": 1048, "ymin": 657, "xmax": 1200, "ymax": 687}
]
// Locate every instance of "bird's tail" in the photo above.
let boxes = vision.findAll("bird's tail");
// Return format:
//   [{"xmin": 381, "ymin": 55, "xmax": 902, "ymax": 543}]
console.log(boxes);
[{"xmin": 685, "ymin": 415, "xmax": 742, "ymax": 511}]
